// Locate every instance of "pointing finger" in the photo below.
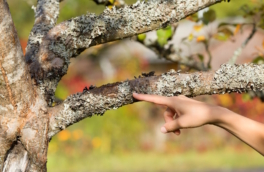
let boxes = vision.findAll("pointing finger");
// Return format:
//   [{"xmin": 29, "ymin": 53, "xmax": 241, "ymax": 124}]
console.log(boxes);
[{"xmin": 133, "ymin": 93, "xmax": 174, "ymax": 108}]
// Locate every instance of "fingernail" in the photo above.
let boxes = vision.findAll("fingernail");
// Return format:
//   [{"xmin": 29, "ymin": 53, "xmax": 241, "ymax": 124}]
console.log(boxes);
[
  {"xmin": 133, "ymin": 92, "xmax": 138, "ymax": 95},
  {"xmin": 174, "ymin": 131, "xmax": 180, "ymax": 135},
  {"xmin": 160, "ymin": 127, "xmax": 167, "ymax": 133}
]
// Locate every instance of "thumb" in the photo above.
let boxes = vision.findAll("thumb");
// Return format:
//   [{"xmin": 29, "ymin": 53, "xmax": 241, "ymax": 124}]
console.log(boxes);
[{"xmin": 161, "ymin": 119, "xmax": 182, "ymax": 133}]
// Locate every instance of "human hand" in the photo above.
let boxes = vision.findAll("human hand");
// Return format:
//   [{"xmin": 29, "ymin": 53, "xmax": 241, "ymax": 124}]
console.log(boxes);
[
  {"xmin": 133, "ymin": 93, "xmax": 223, "ymax": 135},
  {"xmin": 133, "ymin": 93, "xmax": 264, "ymax": 155}
]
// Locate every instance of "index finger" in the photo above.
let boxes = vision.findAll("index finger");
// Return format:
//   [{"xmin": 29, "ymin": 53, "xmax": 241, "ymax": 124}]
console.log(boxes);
[{"xmin": 133, "ymin": 93, "xmax": 174, "ymax": 109}]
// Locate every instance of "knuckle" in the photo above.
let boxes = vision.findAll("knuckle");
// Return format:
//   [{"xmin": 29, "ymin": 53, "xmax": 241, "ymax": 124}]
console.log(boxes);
[{"xmin": 178, "ymin": 95, "xmax": 186, "ymax": 99}]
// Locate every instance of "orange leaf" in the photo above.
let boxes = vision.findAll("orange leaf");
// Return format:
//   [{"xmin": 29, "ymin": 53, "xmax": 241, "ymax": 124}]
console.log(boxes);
[
  {"xmin": 58, "ymin": 130, "xmax": 71, "ymax": 141},
  {"xmin": 196, "ymin": 35, "xmax": 206, "ymax": 42},
  {"xmin": 234, "ymin": 24, "xmax": 241, "ymax": 35},
  {"xmin": 218, "ymin": 94, "xmax": 233, "ymax": 107},
  {"xmin": 193, "ymin": 24, "xmax": 203, "ymax": 32}
]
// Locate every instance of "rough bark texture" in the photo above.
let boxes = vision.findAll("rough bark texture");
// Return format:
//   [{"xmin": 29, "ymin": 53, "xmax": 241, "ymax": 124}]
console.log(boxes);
[
  {"xmin": 3, "ymin": 143, "xmax": 29, "ymax": 172},
  {"xmin": 0, "ymin": 0, "xmax": 34, "ymax": 170},
  {"xmin": 29, "ymin": 0, "xmax": 222, "ymax": 105},
  {"xmin": 49, "ymin": 63, "xmax": 264, "ymax": 137},
  {"xmin": 0, "ymin": 0, "xmax": 34, "ymax": 118},
  {"xmin": 25, "ymin": 0, "xmax": 61, "ymax": 63},
  {"xmin": 0, "ymin": 0, "xmax": 50, "ymax": 171},
  {"xmin": 1, "ymin": 0, "xmax": 251, "ymax": 171}
]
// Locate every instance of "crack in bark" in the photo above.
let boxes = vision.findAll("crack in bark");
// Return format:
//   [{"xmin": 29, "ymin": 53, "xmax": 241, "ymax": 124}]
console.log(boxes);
[
  {"xmin": 3, "ymin": 142, "xmax": 29, "ymax": 172},
  {"xmin": 0, "ymin": 53, "xmax": 16, "ymax": 113}
]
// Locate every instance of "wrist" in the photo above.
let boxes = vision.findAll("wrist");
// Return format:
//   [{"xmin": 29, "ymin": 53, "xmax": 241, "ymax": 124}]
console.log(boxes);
[{"xmin": 209, "ymin": 106, "xmax": 236, "ymax": 127}]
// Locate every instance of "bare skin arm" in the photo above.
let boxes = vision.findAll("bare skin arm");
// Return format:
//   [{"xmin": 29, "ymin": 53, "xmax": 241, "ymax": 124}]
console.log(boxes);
[{"xmin": 133, "ymin": 93, "xmax": 264, "ymax": 156}]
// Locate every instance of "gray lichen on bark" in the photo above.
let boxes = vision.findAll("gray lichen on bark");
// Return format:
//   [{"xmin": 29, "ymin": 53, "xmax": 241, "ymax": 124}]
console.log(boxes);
[
  {"xmin": 49, "ymin": 71, "xmax": 209, "ymax": 137},
  {"xmin": 1, "ymin": 0, "xmax": 245, "ymax": 170},
  {"xmin": 49, "ymin": 80, "xmax": 134, "ymax": 137},
  {"xmin": 32, "ymin": 0, "xmax": 222, "ymax": 105},
  {"xmin": 154, "ymin": 69, "xmax": 182, "ymax": 96},
  {"xmin": 40, "ymin": 0, "xmax": 222, "ymax": 62},
  {"xmin": 212, "ymin": 63, "xmax": 264, "ymax": 94},
  {"xmin": 49, "ymin": 63, "xmax": 264, "ymax": 138}
]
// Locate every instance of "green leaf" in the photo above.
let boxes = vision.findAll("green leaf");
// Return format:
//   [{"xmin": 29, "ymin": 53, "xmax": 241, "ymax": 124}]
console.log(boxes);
[
  {"xmin": 242, "ymin": 93, "xmax": 251, "ymax": 102},
  {"xmin": 137, "ymin": 34, "xmax": 146, "ymax": 42},
  {"xmin": 252, "ymin": 56, "xmax": 264, "ymax": 64},
  {"xmin": 202, "ymin": 9, "xmax": 216, "ymax": 25},
  {"xmin": 214, "ymin": 33, "xmax": 229, "ymax": 41},
  {"xmin": 197, "ymin": 54, "xmax": 204, "ymax": 62},
  {"xmin": 55, "ymin": 83, "xmax": 70, "ymax": 100},
  {"xmin": 156, "ymin": 26, "xmax": 172, "ymax": 47},
  {"xmin": 217, "ymin": 27, "xmax": 233, "ymax": 39}
]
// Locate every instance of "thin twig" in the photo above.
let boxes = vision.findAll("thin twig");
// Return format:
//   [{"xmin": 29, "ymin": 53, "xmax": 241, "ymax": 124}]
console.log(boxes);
[
  {"xmin": 229, "ymin": 24, "xmax": 257, "ymax": 65},
  {"xmin": 204, "ymin": 41, "xmax": 213, "ymax": 69}
]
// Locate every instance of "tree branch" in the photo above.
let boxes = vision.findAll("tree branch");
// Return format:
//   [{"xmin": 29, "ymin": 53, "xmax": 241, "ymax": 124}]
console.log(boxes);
[
  {"xmin": 48, "ymin": 63, "xmax": 264, "ymax": 138},
  {"xmin": 30, "ymin": 0, "xmax": 223, "ymax": 105},
  {"xmin": 229, "ymin": 24, "xmax": 257, "ymax": 65},
  {"xmin": 25, "ymin": 0, "xmax": 62, "ymax": 63},
  {"xmin": 136, "ymin": 24, "xmax": 206, "ymax": 71},
  {"xmin": 137, "ymin": 39, "xmax": 206, "ymax": 71},
  {"xmin": 204, "ymin": 41, "xmax": 212, "ymax": 69}
]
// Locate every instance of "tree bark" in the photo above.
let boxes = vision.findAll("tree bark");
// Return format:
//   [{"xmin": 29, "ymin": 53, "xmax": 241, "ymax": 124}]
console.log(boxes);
[
  {"xmin": 28, "ymin": 0, "xmax": 222, "ymax": 105},
  {"xmin": 0, "ymin": 0, "xmax": 33, "ymax": 170},
  {"xmin": 3, "ymin": 143, "xmax": 29, "ymax": 172},
  {"xmin": 48, "ymin": 64, "xmax": 264, "ymax": 137},
  {"xmin": 0, "ymin": 0, "xmax": 49, "ymax": 171},
  {"xmin": 1, "ymin": 0, "xmax": 251, "ymax": 171},
  {"xmin": 25, "ymin": 0, "xmax": 61, "ymax": 63}
]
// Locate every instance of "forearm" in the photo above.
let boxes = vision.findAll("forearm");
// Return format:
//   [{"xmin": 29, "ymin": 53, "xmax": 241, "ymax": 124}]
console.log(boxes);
[
  {"xmin": 133, "ymin": 93, "xmax": 264, "ymax": 155},
  {"xmin": 213, "ymin": 107, "xmax": 264, "ymax": 155}
]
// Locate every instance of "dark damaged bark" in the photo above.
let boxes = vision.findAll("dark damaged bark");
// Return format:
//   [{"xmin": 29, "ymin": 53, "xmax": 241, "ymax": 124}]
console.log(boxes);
[
  {"xmin": 48, "ymin": 63, "xmax": 264, "ymax": 137},
  {"xmin": 29, "ymin": 0, "xmax": 222, "ymax": 105},
  {"xmin": 0, "ymin": 0, "xmax": 252, "ymax": 171},
  {"xmin": 25, "ymin": 0, "xmax": 62, "ymax": 63},
  {"xmin": 3, "ymin": 143, "xmax": 29, "ymax": 172}
]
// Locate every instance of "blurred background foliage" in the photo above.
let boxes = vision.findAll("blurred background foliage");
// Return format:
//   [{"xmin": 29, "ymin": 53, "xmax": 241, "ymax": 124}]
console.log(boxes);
[{"xmin": 7, "ymin": 0, "xmax": 264, "ymax": 171}]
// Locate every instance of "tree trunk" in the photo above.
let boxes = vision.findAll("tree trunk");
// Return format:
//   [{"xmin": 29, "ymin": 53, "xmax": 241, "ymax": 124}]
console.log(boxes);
[{"xmin": 1, "ymin": 0, "xmax": 252, "ymax": 171}]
